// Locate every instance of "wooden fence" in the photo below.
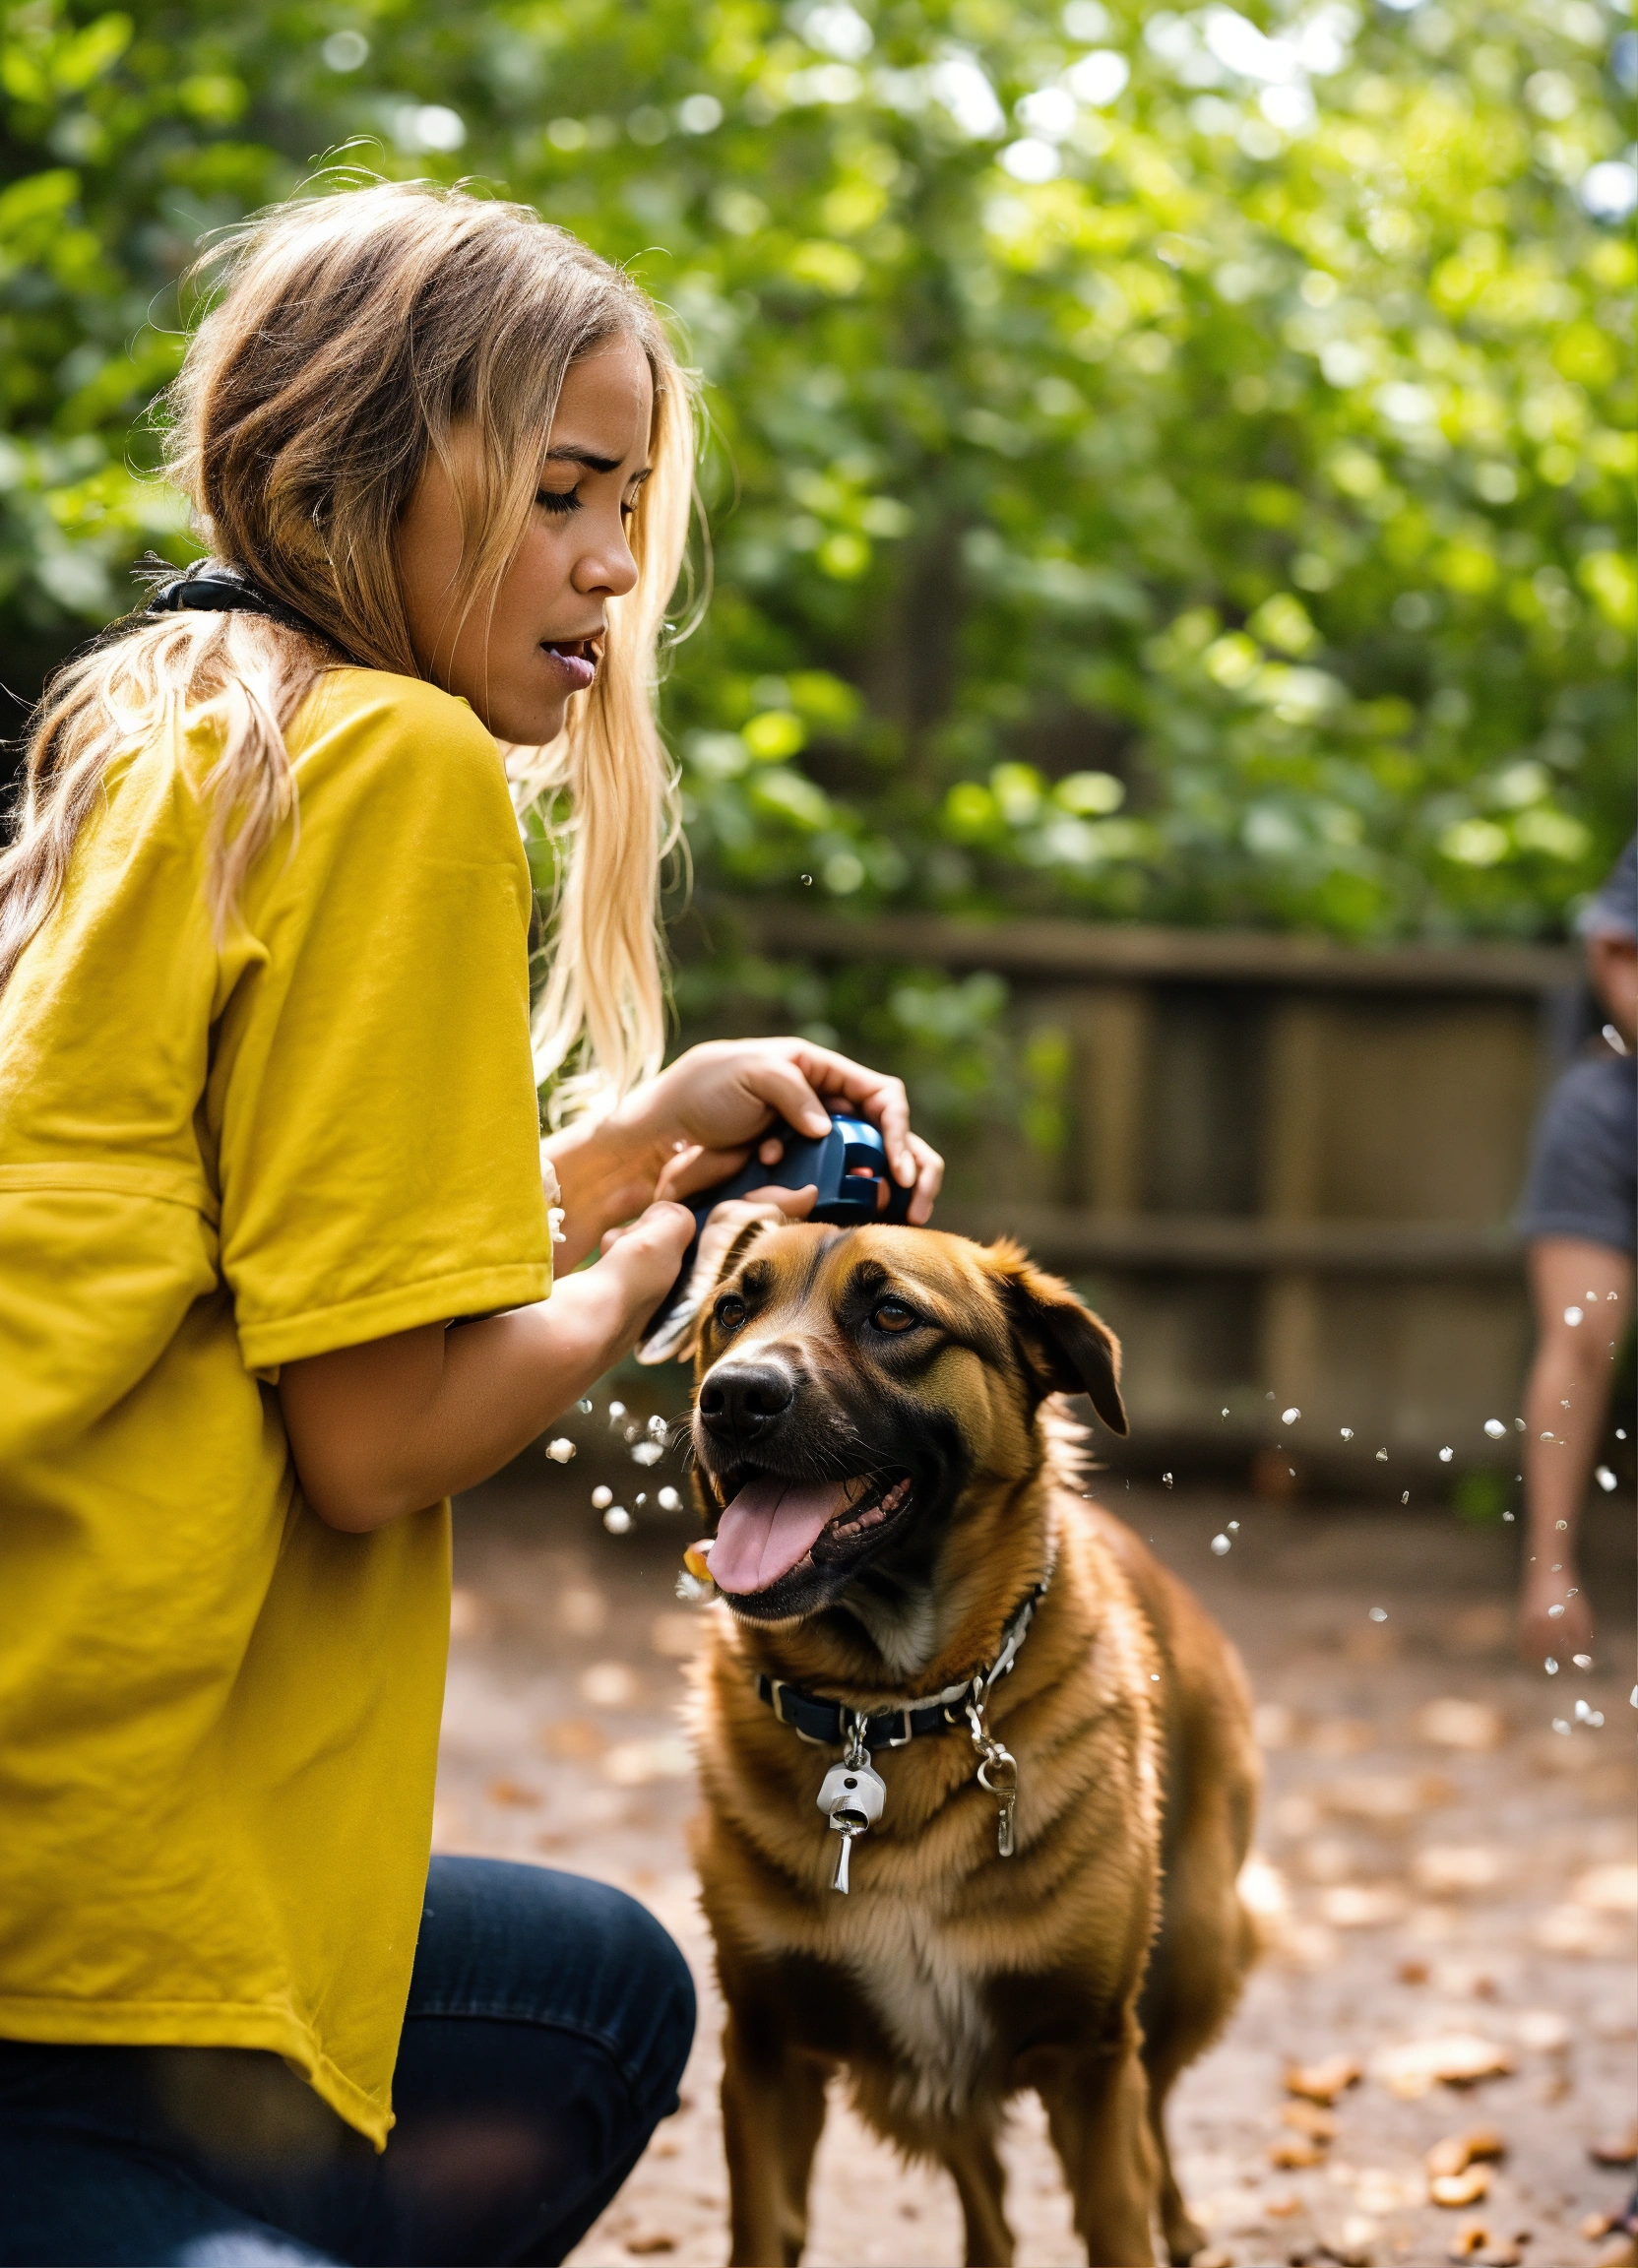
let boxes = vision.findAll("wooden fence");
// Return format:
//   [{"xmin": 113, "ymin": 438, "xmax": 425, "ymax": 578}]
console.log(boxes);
[{"xmin": 711, "ymin": 906, "xmax": 1582, "ymax": 1483}]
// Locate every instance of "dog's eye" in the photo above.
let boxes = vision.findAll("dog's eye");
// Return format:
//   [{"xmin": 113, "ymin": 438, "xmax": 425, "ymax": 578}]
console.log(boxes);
[
  {"xmin": 714, "ymin": 1293, "xmax": 747, "ymax": 1332},
  {"xmin": 870, "ymin": 1299, "xmax": 919, "ymax": 1334}
]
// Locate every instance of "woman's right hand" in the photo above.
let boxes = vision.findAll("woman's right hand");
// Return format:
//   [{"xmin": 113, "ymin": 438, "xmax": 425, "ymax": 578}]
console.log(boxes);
[{"xmin": 593, "ymin": 1199, "xmax": 697, "ymax": 1329}]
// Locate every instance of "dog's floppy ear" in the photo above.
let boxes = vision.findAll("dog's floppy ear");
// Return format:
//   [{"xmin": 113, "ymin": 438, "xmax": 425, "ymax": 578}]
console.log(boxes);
[{"xmin": 990, "ymin": 1242, "xmax": 1128, "ymax": 1435}]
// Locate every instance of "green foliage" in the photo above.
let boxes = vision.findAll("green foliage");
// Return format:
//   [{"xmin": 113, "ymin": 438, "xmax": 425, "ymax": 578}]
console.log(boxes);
[{"xmin": 2, "ymin": 0, "xmax": 1633, "ymax": 974}]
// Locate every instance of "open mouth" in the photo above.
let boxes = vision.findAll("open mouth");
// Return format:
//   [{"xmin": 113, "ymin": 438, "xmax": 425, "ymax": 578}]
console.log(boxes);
[
  {"xmin": 539, "ymin": 637, "xmax": 599, "ymax": 692},
  {"xmin": 705, "ymin": 1468, "xmax": 914, "ymax": 1599}
]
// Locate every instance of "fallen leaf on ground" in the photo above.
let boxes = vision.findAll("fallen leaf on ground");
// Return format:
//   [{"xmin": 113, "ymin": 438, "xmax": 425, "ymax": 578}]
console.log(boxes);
[
  {"xmin": 1414, "ymin": 1698, "xmax": 1506, "ymax": 1751},
  {"xmin": 1589, "ymin": 2120, "xmax": 1638, "ymax": 2168},
  {"xmin": 1285, "ymin": 2053, "xmax": 1362, "ymax": 2104},
  {"xmin": 1318, "ymin": 2226, "xmax": 1375, "ymax": 2266},
  {"xmin": 1397, "ymin": 1958, "xmax": 1430, "ymax": 1984},
  {"xmin": 1426, "ymin": 2128, "xmax": 1506, "ymax": 2178},
  {"xmin": 1371, "ymin": 2033, "xmax": 1515, "ymax": 2098},
  {"xmin": 1271, "ymin": 2136, "xmax": 1327, "ymax": 2169},
  {"xmin": 623, "ymin": 2236, "xmax": 677, "ymax": 2257},
  {"xmin": 1413, "ymin": 1845, "xmax": 1503, "ymax": 1896},
  {"xmin": 1430, "ymin": 2168, "xmax": 1491, "ymax": 2207},
  {"xmin": 603, "ymin": 1736, "xmax": 693, "ymax": 1788},
  {"xmin": 1308, "ymin": 1717, "xmax": 1375, "ymax": 1757},
  {"xmin": 1573, "ymin": 1862, "xmax": 1638, "ymax": 1915},
  {"xmin": 1511, "ymin": 2009, "xmax": 1569, "ymax": 2053},
  {"xmin": 1265, "ymin": 2192, "xmax": 1304, "ymax": 2218},
  {"xmin": 1319, "ymin": 1772, "xmax": 1452, "ymax": 1827},
  {"xmin": 1193, "ymin": 2250, "xmax": 1235, "ymax": 2268},
  {"xmin": 484, "ymin": 1777, "xmax": 540, "ymax": 1807},
  {"xmin": 1533, "ymin": 1904, "xmax": 1619, "ymax": 1957},
  {"xmin": 1447, "ymin": 2223, "xmax": 1488, "ymax": 2260},
  {"xmin": 538, "ymin": 1717, "xmax": 605, "ymax": 1760},
  {"xmin": 1283, "ymin": 2103, "xmax": 1339, "ymax": 2141},
  {"xmin": 1476, "ymin": 2242, "xmax": 1522, "ymax": 2266},
  {"xmin": 1319, "ymin": 1883, "xmax": 1408, "ymax": 1928}
]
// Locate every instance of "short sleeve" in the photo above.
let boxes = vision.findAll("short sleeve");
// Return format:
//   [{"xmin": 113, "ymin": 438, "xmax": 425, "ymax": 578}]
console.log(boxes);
[
  {"xmin": 212, "ymin": 672, "xmax": 553, "ymax": 1372},
  {"xmin": 1516, "ymin": 1054, "xmax": 1638, "ymax": 1255}
]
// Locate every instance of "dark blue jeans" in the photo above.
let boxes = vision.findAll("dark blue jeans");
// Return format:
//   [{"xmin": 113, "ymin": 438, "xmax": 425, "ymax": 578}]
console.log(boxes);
[{"xmin": 0, "ymin": 1858, "xmax": 695, "ymax": 2266}]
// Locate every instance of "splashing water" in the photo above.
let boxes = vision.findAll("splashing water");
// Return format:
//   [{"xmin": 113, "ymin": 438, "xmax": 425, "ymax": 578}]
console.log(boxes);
[
  {"xmin": 607, "ymin": 1401, "xmax": 626, "ymax": 1424},
  {"xmin": 1564, "ymin": 1306, "xmax": 1583, "ymax": 1327},
  {"xmin": 631, "ymin": 1441, "xmax": 663, "ymax": 1466},
  {"xmin": 1595, "ymin": 1465, "xmax": 1618, "ymax": 1491},
  {"xmin": 1483, "ymin": 1418, "xmax": 1507, "ymax": 1439},
  {"xmin": 1368, "ymin": 1606, "xmax": 1388, "ymax": 1623},
  {"xmin": 1438, "ymin": 1446, "xmax": 1453, "ymax": 1462},
  {"xmin": 602, "ymin": 1506, "xmax": 632, "ymax": 1535},
  {"xmin": 1340, "ymin": 1427, "xmax": 1354, "ymax": 1440},
  {"xmin": 1211, "ymin": 1534, "xmax": 1230, "ymax": 1555},
  {"xmin": 576, "ymin": 1398, "xmax": 594, "ymax": 1415},
  {"xmin": 1282, "ymin": 1407, "xmax": 1300, "ymax": 1424},
  {"xmin": 657, "ymin": 1486, "xmax": 682, "ymax": 1511},
  {"xmin": 544, "ymin": 1438, "xmax": 576, "ymax": 1464},
  {"xmin": 1544, "ymin": 1657, "xmax": 1559, "ymax": 1673},
  {"xmin": 592, "ymin": 1485, "xmax": 612, "ymax": 1510}
]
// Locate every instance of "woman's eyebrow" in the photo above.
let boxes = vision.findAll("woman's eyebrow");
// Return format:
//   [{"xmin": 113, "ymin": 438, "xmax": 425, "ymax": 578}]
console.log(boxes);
[{"xmin": 541, "ymin": 444, "xmax": 625, "ymax": 474}]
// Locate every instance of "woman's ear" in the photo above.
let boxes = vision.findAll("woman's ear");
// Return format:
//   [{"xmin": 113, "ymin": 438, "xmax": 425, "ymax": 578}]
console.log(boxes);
[{"xmin": 990, "ymin": 1242, "xmax": 1128, "ymax": 1435}]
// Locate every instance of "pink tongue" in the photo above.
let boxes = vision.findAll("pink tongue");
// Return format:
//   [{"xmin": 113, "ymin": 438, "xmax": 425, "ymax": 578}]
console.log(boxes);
[{"xmin": 708, "ymin": 1476, "xmax": 850, "ymax": 1595}]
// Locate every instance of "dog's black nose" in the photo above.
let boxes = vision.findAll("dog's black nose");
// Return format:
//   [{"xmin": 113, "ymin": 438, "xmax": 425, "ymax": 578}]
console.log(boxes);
[{"xmin": 698, "ymin": 1362, "xmax": 795, "ymax": 1440}]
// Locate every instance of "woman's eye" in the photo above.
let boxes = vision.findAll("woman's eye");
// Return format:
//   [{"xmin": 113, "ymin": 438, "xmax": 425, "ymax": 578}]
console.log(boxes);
[
  {"xmin": 871, "ymin": 1301, "xmax": 918, "ymax": 1334},
  {"xmin": 715, "ymin": 1295, "xmax": 747, "ymax": 1332},
  {"xmin": 536, "ymin": 487, "xmax": 581, "ymax": 516}
]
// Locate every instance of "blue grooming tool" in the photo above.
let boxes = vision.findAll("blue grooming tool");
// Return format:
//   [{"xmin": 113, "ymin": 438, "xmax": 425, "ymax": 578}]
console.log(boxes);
[{"xmin": 638, "ymin": 1105, "xmax": 913, "ymax": 1357}]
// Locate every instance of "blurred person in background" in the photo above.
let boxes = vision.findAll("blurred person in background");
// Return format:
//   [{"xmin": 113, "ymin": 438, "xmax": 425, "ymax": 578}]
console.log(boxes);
[{"xmin": 1515, "ymin": 835, "xmax": 1636, "ymax": 1668}]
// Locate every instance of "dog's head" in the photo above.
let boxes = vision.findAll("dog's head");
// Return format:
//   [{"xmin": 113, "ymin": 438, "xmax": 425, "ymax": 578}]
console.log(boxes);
[{"xmin": 689, "ymin": 1222, "xmax": 1125, "ymax": 1625}]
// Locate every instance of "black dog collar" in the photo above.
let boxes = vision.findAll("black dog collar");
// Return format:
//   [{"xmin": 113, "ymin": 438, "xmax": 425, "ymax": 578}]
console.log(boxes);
[
  {"xmin": 753, "ymin": 1572, "xmax": 1051, "ymax": 1751},
  {"xmin": 147, "ymin": 562, "xmax": 345, "ymax": 653}
]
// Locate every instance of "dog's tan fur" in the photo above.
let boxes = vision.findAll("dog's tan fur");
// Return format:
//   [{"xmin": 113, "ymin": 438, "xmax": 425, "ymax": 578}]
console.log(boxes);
[{"xmin": 684, "ymin": 1225, "xmax": 1259, "ymax": 2268}]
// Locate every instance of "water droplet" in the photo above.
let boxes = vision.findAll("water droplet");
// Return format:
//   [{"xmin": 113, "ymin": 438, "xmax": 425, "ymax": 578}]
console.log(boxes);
[
  {"xmin": 1339, "ymin": 1427, "xmax": 1354, "ymax": 1440},
  {"xmin": 602, "ymin": 1505, "xmax": 632, "ymax": 1535},
  {"xmin": 1616, "ymin": 1428, "xmax": 1628, "ymax": 1441},
  {"xmin": 1572, "ymin": 1653, "xmax": 1594, "ymax": 1669},
  {"xmin": 1281, "ymin": 1406, "xmax": 1300, "ymax": 1425},
  {"xmin": 1163, "ymin": 1471, "xmax": 1174, "ymax": 1488},
  {"xmin": 1595, "ymin": 1465, "xmax": 1618, "ymax": 1491},
  {"xmin": 635, "ymin": 1493, "xmax": 647, "ymax": 1508},
  {"xmin": 1587, "ymin": 1710, "xmax": 1604, "ymax": 1728},
  {"xmin": 647, "ymin": 1414, "xmax": 668, "ymax": 1438},
  {"xmin": 1438, "ymin": 1446, "xmax": 1453, "ymax": 1462},
  {"xmin": 592, "ymin": 1485, "xmax": 613, "ymax": 1509},
  {"xmin": 1574, "ymin": 1697, "xmax": 1593, "ymax": 1721},
  {"xmin": 631, "ymin": 1440, "xmax": 663, "ymax": 1466},
  {"xmin": 1514, "ymin": 1417, "xmax": 1526, "ymax": 1430},
  {"xmin": 1563, "ymin": 1306, "xmax": 1583, "ymax": 1327},
  {"xmin": 1483, "ymin": 1418, "xmax": 1506, "ymax": 1439},
  {"xmin": 576, "ymin": 1398, "xmax": 594, "ymax": 1414},
  {"xmin": 544, "ymin": 1437, "xmax": 577, "ymax": 1463},
  {"xmin": 1547, "ymin": 1603, "xmax": 1564, "ymax": 1618},
  {"xmin": 1227, "ymin": 1520, "xmax": 1240, "ymax": 1532},
  {"xmin": 658, "ymin": 1486, "xmax": 681, "ymax": 1512},
  {"xmin": 1368, "ymin": 1606, "xmax": 1388, "ymax": 1622},
  {"xmin": 1502, "ymin": 1510, "xmax": 1514, "ymax": 1521},
  {"xmin": 1375, "ymin": 1448, "xmax": 1388, "ymax": 1462},
  {"xmin": 1551, "ymin": 1718, "xmax": 1570, "ymax": 1734},
  {"xmin": 1401, "ymin": 1490, "xmax": 1410, "ymax": 1503},
  {"xmin": 799, "ymin": 872, "xmax": 814, "ymax": 886},
  {"xmin": 1151, "ymin": 1671, "xmax": 1161, "ymax": 1681},
  {"xmin": 607, "ymin": 1400, "xmax": 626, "ymax": 1421},
  {"xmin": 1210, "ymin": 1533, "xmax": 1230, "ymax": 1555},
  {"xmin": 1221, "ymin": 1407, "xmax": 1230, "ymax": 1418},
  {"xmin": 1544, "ymin": 1657, "xmax": 1558, "ymax": 1673}
]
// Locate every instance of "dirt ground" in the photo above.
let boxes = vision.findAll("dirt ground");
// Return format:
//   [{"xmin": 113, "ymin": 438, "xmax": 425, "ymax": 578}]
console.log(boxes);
[{"xmin": 434, "ymin": 1439, "xmax": 1636, "ymax": 2268}]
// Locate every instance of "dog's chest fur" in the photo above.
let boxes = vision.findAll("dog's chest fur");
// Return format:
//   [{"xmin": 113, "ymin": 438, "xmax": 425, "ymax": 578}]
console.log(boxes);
[{"xmin": 839, "ymin": 1893, "xmax": 993, "ymax": 2120}]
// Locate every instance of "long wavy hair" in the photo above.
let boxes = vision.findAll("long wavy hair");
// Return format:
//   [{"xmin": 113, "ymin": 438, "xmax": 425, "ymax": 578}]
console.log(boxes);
[{"xmin": 0, "ymin": 180, "xmax": 696, "ymax": 1116}]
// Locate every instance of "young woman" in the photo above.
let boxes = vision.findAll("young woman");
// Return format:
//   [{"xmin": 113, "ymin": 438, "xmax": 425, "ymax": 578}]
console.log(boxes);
[{"xmin": 0, "ymin": 182, "xmax": 941, "ymax": 2265}]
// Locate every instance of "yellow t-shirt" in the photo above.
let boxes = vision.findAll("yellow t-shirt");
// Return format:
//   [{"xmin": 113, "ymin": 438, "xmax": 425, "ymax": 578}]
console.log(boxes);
[{"xmin": 0, "ymin": 667, "xmax": 552, "ymax": 2146}]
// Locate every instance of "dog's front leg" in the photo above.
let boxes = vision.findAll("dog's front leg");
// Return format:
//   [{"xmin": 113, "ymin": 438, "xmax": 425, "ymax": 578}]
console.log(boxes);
[
  {"xmin": 942, "ymin": 2125, "xmax": 1014, "ymax": 2266},
  {"xmin": 1035, "ymin": 2033, "xmax": 1162, "ymax": 2267},
  {"xmin": 722, "ymin": 2011, "xmax": 829, "ymax": 2267}
]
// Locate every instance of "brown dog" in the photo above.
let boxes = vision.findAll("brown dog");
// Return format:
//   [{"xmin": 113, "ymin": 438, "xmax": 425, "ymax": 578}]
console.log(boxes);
[{"xmin": 681, "ymin": 1222, "xmax": 1260, "ymax": 2268}]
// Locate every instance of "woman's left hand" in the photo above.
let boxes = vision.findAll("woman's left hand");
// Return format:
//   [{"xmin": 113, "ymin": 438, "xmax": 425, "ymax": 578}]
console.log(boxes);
[{"xmin": 620, "ymin": 1038, "xmax": 943, "ymax": 1225}]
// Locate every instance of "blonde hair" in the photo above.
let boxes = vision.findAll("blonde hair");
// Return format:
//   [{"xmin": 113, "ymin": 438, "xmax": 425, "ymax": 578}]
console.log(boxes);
[{"xmin": 0, "ymin": 180, "xmax": 695, "ymax": 1115}]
